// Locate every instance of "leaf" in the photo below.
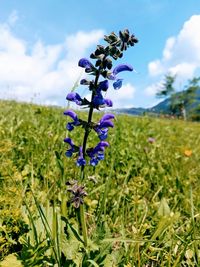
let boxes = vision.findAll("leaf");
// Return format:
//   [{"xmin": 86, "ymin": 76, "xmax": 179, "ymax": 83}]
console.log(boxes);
[
  {"xmin": 87, "ymin": 260, "xmax": 100, "ymax": 267},
  {"xmin": 157, "ymin": 198, "xmax": 170, "ymax": 217}
]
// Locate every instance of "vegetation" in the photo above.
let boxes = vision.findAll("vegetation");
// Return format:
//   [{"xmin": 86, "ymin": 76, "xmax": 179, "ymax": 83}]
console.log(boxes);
[
  {"xmin": 0, "ymin": 100, "xmax": 200, "ymax": 266},
  {"xmin": 156, "ymin": 74, "xmax": 200, "ymax": 120}
]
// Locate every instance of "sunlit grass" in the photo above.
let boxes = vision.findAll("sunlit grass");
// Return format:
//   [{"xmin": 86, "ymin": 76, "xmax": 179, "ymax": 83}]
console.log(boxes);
[{"xmin": 0, "ymin": 100, "xmax": 200, "ymax": 266}]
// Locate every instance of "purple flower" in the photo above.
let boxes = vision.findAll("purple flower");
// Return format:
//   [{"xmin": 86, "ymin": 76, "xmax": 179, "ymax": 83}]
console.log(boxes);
[
  {"xmin": 87, "ymin": 141, "xmax": 109, "ymax": 166},
  {"xmin": 94, "ymin": 114, "xmax": 115, "ymax": 140},
  {"xmin": 104, "ymin": 98, "xmax": 113, "ymax": 107},
  {"xmin": 98, "ymin": 80, "xmax": 109, "ymax": 92},
  {"xmin": 92, "ymin": 92, "xmax": 113, "ymax": 109},
  {"xmin": 108, "ymin": 64, "xmax": 134, "ymax": 90},
  {"xmin": 148, "ymin": 137, "xmax": 156, "ymax": 144},
  {"xmin": 78, "ymin": 58, "xmax": 95, "ymax": 72},
  {"xmin": 113, "ymin": 79, "xmax": 123, "ymax": 90},
  {"xmin": 67, "ymin": 182, "xmax": 87, "ymax": 208},
  {"xmin": 80, "ymin": 79, "xmax": 90, "ymax": 85},
  {"xmin": 76, "ymin": 146, "xmax": 86, "ymax": 167},
  {"xmin": 112, "ymin": 64, "xmax": 133, "ymax": 76},
  {"xmin": 66, "ymin": 92, "xmax": 83, "ymax": 105},
  {"xmin": 64, "ymin": 137, "xmax": 75, "ymax": 157},
  {"xmin": 64, "ymin": 110, "xmax": 80, "ymax": 131}
]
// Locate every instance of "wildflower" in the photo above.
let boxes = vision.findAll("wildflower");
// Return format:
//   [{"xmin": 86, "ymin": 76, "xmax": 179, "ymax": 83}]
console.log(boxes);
[
  {"xmin": 78, "ymin": 58, "xmax": 95, "ymax": 73},
  {"xmin": 148, "ymin": 137, "xmax": 156, "ymax": 144},
  {"xmin": 184, "ymin": 149, "xmax": 192, "ymax": 157},
  {"xmin": 92, "ymin": 91, "xmax": 113, "ymax": 109},
  {"xmin": 64, "ymin": 110, "xmax": 80, "ymax": 131},
  {"xmin": 76, "ymin": 146, "xmax": 86, "ymax": 166},
  {"xmin": 64, "ymin": 137, "xmax": 76, "ymax": 157},
  {"xmin": 66, "ymin": 92, "xmax": 83, "ymax": 105},
  {"xmin": 98, "ymin": 80, "xmax": 109, "ymax": 92},
  {"xmin": 87, "ymin": 141, "xmax": 109, "ymax": 166},
  {"xmin": 108, "ymin": 64, "xmax": 134, "ymax": 90},
  {"xmin": 67, "ymin": 182, "xmax": 88, "ymax": 208},
  {"xmin": 94, "ymin": 114, "xmax": 115, "ymax": 140}
]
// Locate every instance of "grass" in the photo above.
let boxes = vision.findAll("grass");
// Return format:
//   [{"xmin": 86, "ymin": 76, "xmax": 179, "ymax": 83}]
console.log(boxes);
[{"xmin": 0, "ymin": 99, "xmax": 200, "ymax": 266}]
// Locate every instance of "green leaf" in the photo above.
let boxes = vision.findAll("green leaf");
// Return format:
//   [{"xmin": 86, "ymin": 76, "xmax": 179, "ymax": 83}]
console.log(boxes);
[{"xmin": 157, "ymin": 198, "xmax": 171, "ymax": 217}]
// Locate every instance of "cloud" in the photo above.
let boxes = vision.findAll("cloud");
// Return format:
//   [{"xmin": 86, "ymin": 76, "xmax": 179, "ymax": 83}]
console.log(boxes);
[
  {"xmin": 145, "ymin": 81, "xmax": 163, "ymax": 96},
  {"xmin": 148, "ymin": 15, "xmax": 200, "ymax": 79},
  {"xmin": 106, "ymin": 83, "xmax": 136, "ymax": 108},
  {"xmin": 0, "ymin": 14, "xmax": 104, "ymax": 105}
]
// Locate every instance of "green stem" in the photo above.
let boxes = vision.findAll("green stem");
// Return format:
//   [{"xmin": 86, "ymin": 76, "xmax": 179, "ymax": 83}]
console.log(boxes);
[{"xmin": 80, "ymin": 204, "xmax": 88, "ymax": 247}]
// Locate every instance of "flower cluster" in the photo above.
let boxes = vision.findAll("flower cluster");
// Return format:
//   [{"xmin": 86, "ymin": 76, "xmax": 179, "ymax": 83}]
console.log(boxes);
[{"xmin": 64, "ymin": 29, "xmax": 138, "ymax": 167}]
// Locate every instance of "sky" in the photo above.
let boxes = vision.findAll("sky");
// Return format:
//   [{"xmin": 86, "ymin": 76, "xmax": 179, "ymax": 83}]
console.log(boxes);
[{"xmin": 0, "ymin": 0, "xmax": 200, "ymax": 109}]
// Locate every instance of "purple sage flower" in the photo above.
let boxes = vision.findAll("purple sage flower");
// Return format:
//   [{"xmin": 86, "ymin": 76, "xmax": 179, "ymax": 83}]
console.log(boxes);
[
  {"xmin": 94, "ymin": 113, "xmax": 115, "ymax": 140},
  {"xmin": 66, "ymin": 92, "xmax": 83, "ymax": 105},
  {"xmin": 76, "ymin": 146, "xmax": 86, "ymax": 167},
  {"xmin": 64, "ymin": 137, "xmax": 75, "ymax": 157},
  {"xmin": 107, "ymin": 64, "xmax": 134, "ymax": 90},
  {"xmin": 112, "ymin": 64, "xmax": 133, "ymax": 76},
  {"xmin": 87, "ymin": 141, "xmax": 109, "ymax": 166},
  {"xmin": 64, "ymin": 110, "xmax": 80, "ymax": 131},
  {"xmin": 78, "ymin": 58, "xmax": 95, "ymax": 72},
  {"xmin": 67, "ymin": 182, "xmax": 87, "ymax": 208},
  {"xmin": 92, "ymin": 91, "xmax": 113, "ymax": 109},
  {"xmin": 98, "ymin": 80, "xmax": 109, "ymax": 92}
]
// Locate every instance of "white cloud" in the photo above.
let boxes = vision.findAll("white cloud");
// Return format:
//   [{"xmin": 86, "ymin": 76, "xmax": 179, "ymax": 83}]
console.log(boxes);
[
  {"xmin": 106, "ymin": 83, "xmax": 136, "ymax": 108},
  {"xmin": 0, "ymin": 14, "xmax": 104, "ymax": 105},
  {"xmin": 145, "ymin": 81, "xmax": 163, "ymax": 96},
  {"xmin": 148, "ymin": 15, "xmax": 200, "ymax": 79}
]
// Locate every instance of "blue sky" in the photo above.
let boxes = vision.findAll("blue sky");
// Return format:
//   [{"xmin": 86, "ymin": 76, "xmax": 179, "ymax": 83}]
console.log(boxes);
[{"xmin": 0, "ymin": 0, "xmax": 200, "ymax": 108}]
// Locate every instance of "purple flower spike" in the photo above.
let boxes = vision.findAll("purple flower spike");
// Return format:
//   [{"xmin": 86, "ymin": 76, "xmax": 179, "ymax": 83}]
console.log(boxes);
[
  {"xmin": 112, "ymin": 64, "xmax": 133, "ymax": 76},
  {"xmin": 113, "ymin": 79, "xmax": 123, "ymax": 90},
  {"xmin": 66, "ymin": 92, "xmax": 83, "ymax": 106}
]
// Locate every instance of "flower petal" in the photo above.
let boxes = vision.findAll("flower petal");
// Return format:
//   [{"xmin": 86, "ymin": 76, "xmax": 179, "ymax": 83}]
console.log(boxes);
[
  {"xmin": 99, "ymin": 120, "xmax": 114, "ymax": 128},
  {"xmin": 113, "ymin": 79, "xmax": 123, "ymax": 90},
  {"xmin": 78, "ymin": 58, "xmax": 93, "ymax": 68},
  {"xmin": 100, "ymin": 114, "xmax": 115, "ymax": 123},
  {"xmin": 112, "ymin": 64, "xmax": 133, "ymax": 75},
  {"xmin": 64, "ymin": 137, "xmax": 74, "ymax": 147},
  {"xmin": 98, "ymin": 80, "xmax": 109, "ymax": 91},
  {"xmin": 63, "ymin": 110, "xmax": 78, "ymax": 120},
  {"xmin": 104, "ymin": 98, "xmax": 113, "ymax": 107}
]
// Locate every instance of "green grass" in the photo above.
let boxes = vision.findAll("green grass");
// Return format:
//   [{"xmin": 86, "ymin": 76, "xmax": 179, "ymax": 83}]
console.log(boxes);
[{"xmin": 0, "ymin": 100, "xmax": 200, "ymax": 266}]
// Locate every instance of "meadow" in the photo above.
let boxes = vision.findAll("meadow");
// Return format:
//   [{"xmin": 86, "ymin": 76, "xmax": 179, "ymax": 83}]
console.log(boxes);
[{"xmin": 0, "ymin": 100, "xmax": 200, "ymax": 266}]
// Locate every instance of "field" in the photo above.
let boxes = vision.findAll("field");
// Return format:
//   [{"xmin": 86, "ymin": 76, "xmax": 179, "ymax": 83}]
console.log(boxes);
[{"xmin": 0, "ymin": 100, "xmax": 200, "ymax": 266}]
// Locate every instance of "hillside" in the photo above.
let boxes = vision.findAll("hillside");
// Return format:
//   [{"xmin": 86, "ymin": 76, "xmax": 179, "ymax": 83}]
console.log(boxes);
[{"xmin": 116, "ymin": 88, "xmax": 200, "ymax": 119}]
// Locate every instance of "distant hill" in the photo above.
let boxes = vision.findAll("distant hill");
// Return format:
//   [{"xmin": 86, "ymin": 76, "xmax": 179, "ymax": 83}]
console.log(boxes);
[{"xmin": 116, "ymin": 89, "xmax": 200, "ymax": 119}]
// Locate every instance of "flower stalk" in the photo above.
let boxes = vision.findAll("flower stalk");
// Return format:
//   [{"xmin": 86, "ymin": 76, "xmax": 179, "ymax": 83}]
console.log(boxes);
[{"xmin": 64, "ymin": 29, "xmax": 138, "ymax": 247}]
